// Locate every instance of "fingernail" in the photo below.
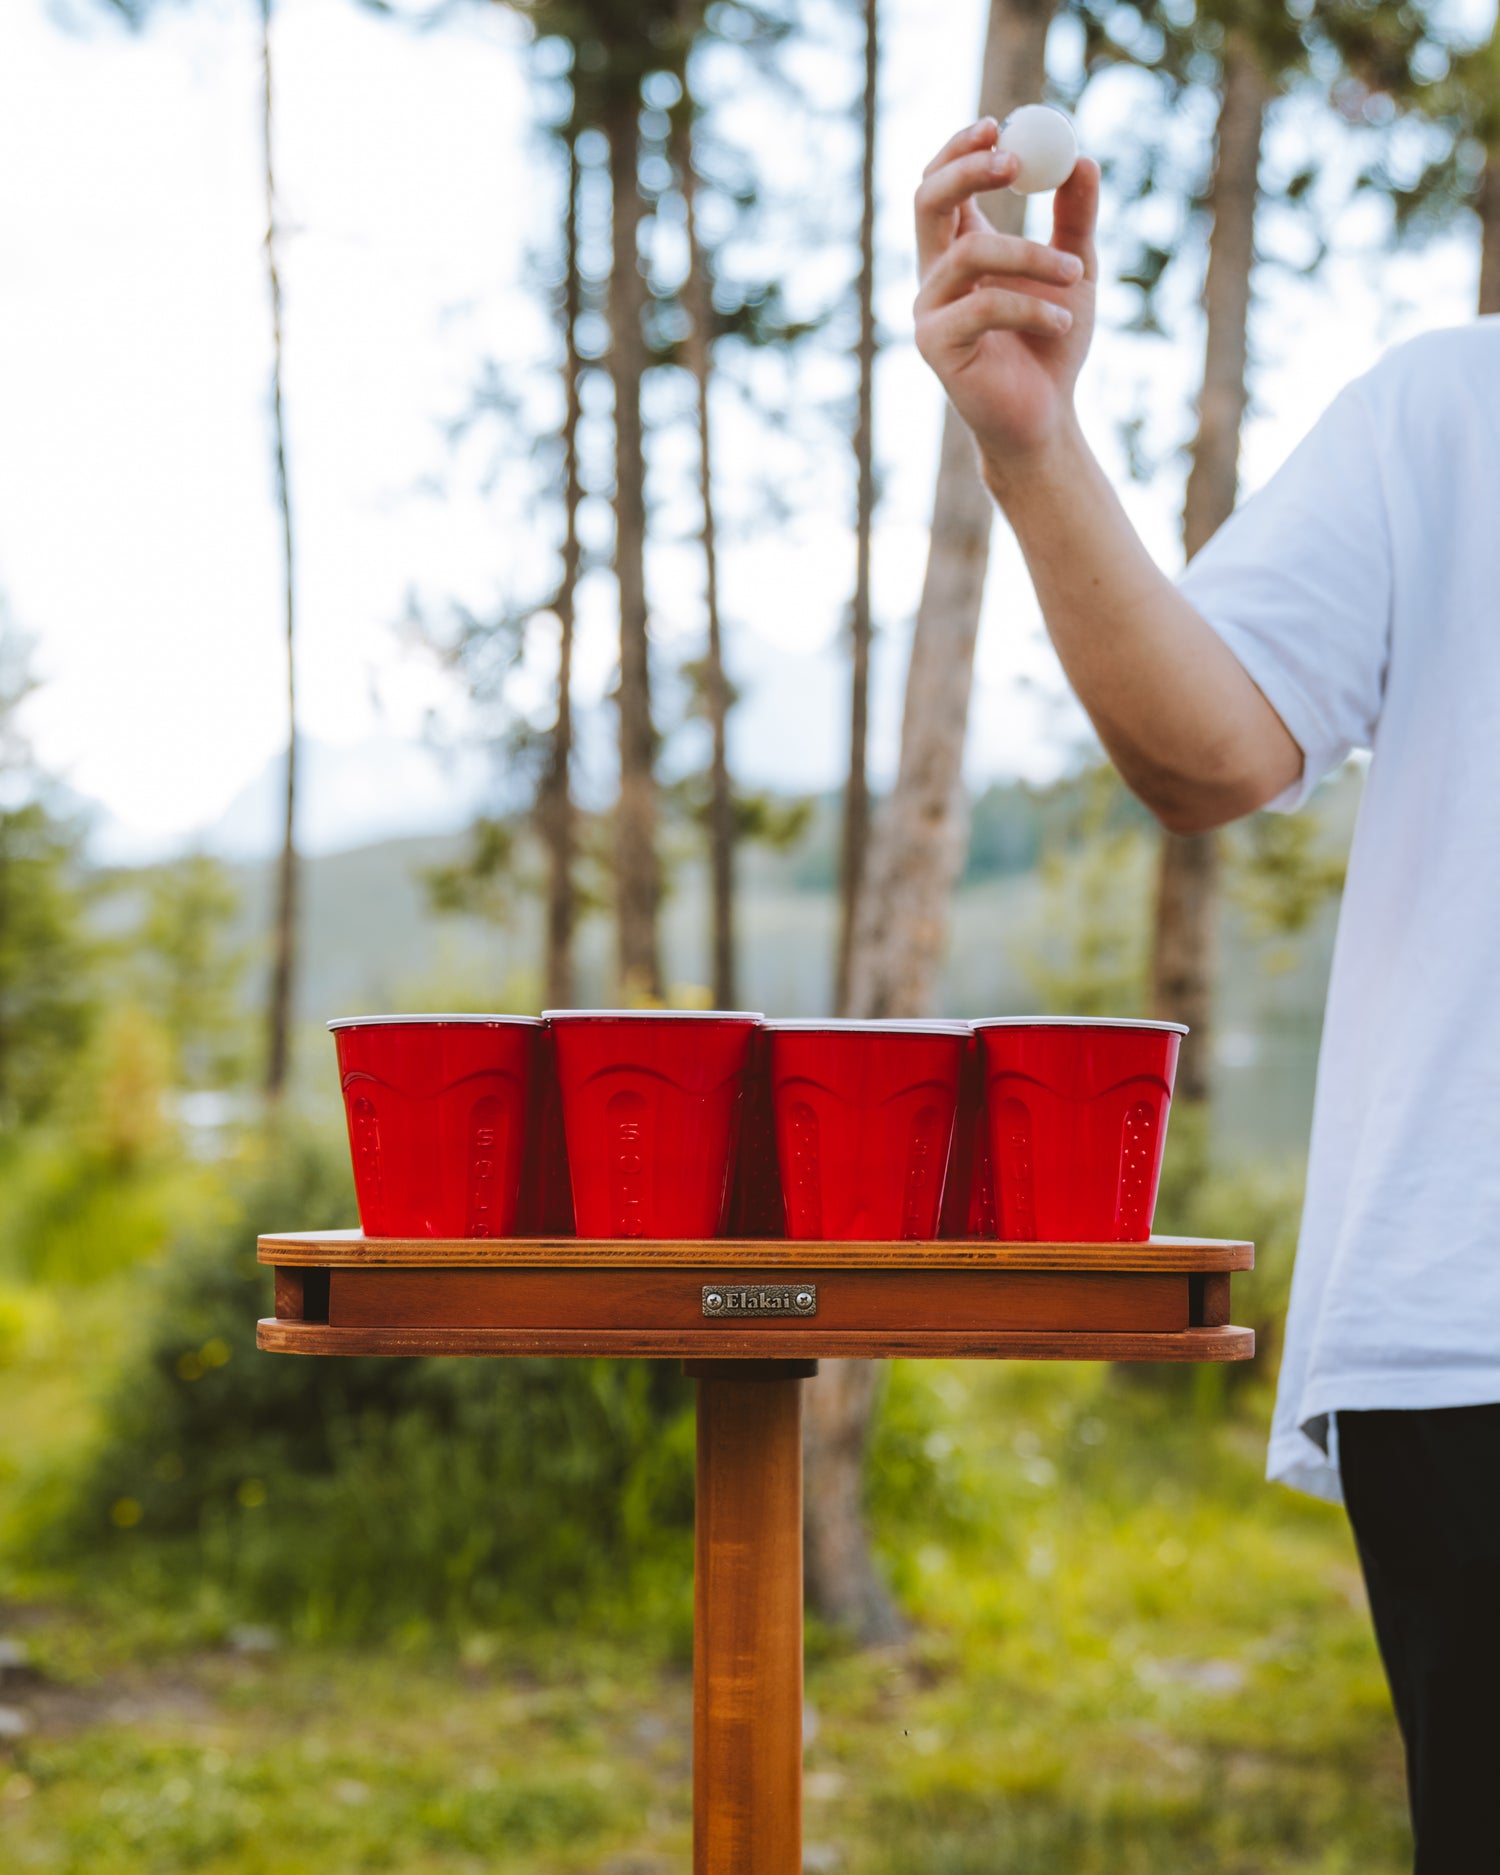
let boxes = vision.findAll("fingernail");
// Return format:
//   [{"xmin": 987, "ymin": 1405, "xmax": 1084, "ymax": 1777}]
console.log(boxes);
[
  {"xmin": 978, "ymin": 116, "xmax": 999, "ymax": 134},
  {"xmin": 1051, "ymin": 306, "xmax": 1073, "ymax": 329},
  {"xmin": 1060, "ymin": 254, "xmax": 1084, "ymax": 279}
]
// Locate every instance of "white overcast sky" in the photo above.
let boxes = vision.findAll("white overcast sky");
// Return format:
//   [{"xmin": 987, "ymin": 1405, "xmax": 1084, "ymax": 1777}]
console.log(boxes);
[{"xmin": 0, "ymin": 0, "xmax": 1490, "ymax": 857}]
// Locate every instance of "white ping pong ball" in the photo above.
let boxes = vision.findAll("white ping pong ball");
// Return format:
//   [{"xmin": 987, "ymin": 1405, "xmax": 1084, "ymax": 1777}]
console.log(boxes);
[{"xmin": 996, "ymin": 104, "xmax": 1078, "ymax": 195}]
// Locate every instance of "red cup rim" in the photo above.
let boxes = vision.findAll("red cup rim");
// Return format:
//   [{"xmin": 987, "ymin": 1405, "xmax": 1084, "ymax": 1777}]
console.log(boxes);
[
  {"xmin": 763, "ymin": 1018, "xmax": 969, "ymax": 1036},
  {"xmin": 327, "ymin": 1013, "xmax": 545, "ymax": 1031},
  {"xmin": 971, "ymin": 1016, "xmax": 1189, "ymax": 1035},
  {"xmin": 542, "ymin": 1008, "xmax": 764, "ymax": 1022}
]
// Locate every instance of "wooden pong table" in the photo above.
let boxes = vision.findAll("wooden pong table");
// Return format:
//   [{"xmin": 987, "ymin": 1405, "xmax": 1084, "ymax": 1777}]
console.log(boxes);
[{"xmin": 258, "ymin": 1228, "xmax": 1253, "ymax": 1874}]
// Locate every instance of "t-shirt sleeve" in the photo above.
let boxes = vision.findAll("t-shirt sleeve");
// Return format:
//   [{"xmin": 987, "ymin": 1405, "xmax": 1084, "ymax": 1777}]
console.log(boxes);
[{"xmin": 1176, "ymin": 381, "xmax": 1393, "ymax": 812}]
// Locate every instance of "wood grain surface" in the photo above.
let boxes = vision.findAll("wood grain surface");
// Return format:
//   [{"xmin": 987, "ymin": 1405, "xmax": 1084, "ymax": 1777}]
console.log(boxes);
[
  {"xmin": 1192, "ymin": 1271, "xmax": 1232, "ymax": 1327},
  {"xmin": 324, "ymin": 1268, "xmax": 1189, "ymax": 1333},
  {"xmin": 256, "ymin": 1319, "xmax": 1254, "ymax": 1362},
  {"xmin": 694, "ymin": 1370, "xmax": 804, "ymax": 1875},
  {"xmin": 273, "ymin": 1267, "xmax": 306, "ymax": 1322},
  {"xmin": 257, "ymin": 1230, "xmax": 1254, "ymax": 1273}
]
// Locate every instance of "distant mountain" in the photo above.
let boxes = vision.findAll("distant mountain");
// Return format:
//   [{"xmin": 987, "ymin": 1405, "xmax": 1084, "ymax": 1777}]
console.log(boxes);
[
  {"xmin": 85, "ymin": 758, "xmax": 1357, "ymax": 1162},
  {"xmin": 85, "ymin": 736, "xmax": 494, "ymax": 866},
  {"xmin": 214, "ymin": 815, "xmax": 1338, "ymax": 1161},
  {"xmin": 205, "ymin": 735, "xmax": 494, "ymax": 860}
]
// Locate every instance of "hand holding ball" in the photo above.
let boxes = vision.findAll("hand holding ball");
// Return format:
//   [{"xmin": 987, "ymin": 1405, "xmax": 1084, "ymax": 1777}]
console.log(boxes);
[{"xmin": 996, "ymin": 105, "xmax": 1078, "ymax": 195}]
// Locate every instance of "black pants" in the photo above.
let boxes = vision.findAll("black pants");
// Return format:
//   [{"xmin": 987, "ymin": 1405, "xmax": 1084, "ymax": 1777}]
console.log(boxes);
[{"xmin": 1340, "ymin": 1405, "xmax": 1500, "ymax": 1874}]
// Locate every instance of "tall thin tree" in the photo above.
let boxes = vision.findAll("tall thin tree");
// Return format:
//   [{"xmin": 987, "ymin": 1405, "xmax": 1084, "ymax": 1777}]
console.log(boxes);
[
  {"xmin": 1471, "ymin": 31, "xmax": 1500, "ymax": 315},
  {"xmin": 843, "ymin": 0, "xmax": 1058, "ymax": 1023},
  {"xmin": 1147, "ymin": 32, "xmax": 1267, "ymax": 1107},
  {"xmin": 834, "ymin": 0, "xmax": 879, "ymax": 1015},
  {"xmin": 538, "ymin": 126, "xmax": 586, "ymax": 1010},
  {"xmin": 260, "ymin": 0, "xmax": 299, "ymax": 1103},
  {"xmin": 675, "ymin": 109, "xmax": 737, "ymax": 1008},
  {"xmin": 1130, "ymin": 0, "xmax": 1447, "ymax": 1099},
  {"xmin": 604, "ymin": 73, "xmax": 665, "ymax": 1003},
  {"xmin": 807, "ymin": 0, "xmax": 1061, "ymax": 1645},
  {"xmin": 1480, "ymin": 160, "xmax": 1500, "ymax": 314}
]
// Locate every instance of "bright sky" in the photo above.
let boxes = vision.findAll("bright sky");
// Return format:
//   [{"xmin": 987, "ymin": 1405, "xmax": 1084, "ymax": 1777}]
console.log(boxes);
[{"xmin": 0, "ymin": 0, "xmax": 1487, "ymax": 858}]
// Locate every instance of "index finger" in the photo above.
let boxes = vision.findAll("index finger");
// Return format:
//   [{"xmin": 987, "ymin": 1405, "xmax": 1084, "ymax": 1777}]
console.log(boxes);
[
  {"xmin": 915, "ymin": 146, "xmax": 1019, "ymax": 275},
  {"xmin": 921, "ymin": 117, "xmax": 999, "ymax": 182}
]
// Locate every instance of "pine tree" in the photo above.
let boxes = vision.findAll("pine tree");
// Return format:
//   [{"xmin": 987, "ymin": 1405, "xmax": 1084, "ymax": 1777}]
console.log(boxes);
[
  {"xmin": 834, "ymin": 0, "xmax": 879, "ymax": 1016},
  {"xmin": 814, "ymin": 0, "xmax": 1061, "ymax": 1647}
]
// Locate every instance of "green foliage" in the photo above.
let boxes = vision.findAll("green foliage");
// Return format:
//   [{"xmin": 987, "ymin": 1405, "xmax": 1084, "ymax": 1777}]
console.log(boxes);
[
  {"xmin": 424, "ymin": 813, "xmax": 613, "ymax": 934},
  {"xmin": 0, "ymin": 625, "xmax": 97, "ymax": 1128},
  {"xmin": 423, "ymin": 816, "xmax": 518, "ymax": 923},
  {"xmin": 1011, "ymin": 768, "xmax": 1154, "ymax": 1018},
  {"xmin": 5, "ymin": 1341, "xmax": 1410, "ymax": 1875},
  {"xmin": 0, "ymin": 1135, "xmax": 181, "ymax": 1288},
  {"xmin": 864, "ymin": 1364, "xmax": 995, "ymax": 1565},
  {"xmin": 1227, "ymin": 810, "xmax": 1348, "ymax": 946},
  {"xmin": 0, "ymin": 999, "xmax": 229, "ymax": 1287},
  {"xmin": 0, "ymin": 1283, "xmax": 33, "ymax": 1367},
  {"xmin": 862, "ymin": 1773, "xmax": 1393, "ymax": 1875},
  {"xmin": 0, "ymin": 787, "xmax": 97, "ymax": 1132},
  {"xmin": 734, "ymin": 789, "xmax": 814, "ymax": 850},
  {"xmin": 131, "ymin": 854, "xmax": 250, "ymax": 1090},
  {"xmin": 0, "ymin": 799, "xmax": 97, "ymax": 1127},
  {"xmin": 4, "ymin": 1651, "xmax": 645, "ymax": 1874},
  {"xmin": 841, "ymin": 1354, "xmax": 1404, "ymax": 1873},
  {"xmin": 666, "ymin": 767, "xmax": 815, "ymax": 854},
  {"xmin": 47, "ymin": 1137, "xmax": 697, "ymax": 1642}
]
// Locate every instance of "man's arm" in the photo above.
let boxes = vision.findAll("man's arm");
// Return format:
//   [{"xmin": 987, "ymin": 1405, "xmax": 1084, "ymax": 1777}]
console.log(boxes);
[{"xmin": 913, "ymin": 121, "xmax": 1303, "ymax": 832}]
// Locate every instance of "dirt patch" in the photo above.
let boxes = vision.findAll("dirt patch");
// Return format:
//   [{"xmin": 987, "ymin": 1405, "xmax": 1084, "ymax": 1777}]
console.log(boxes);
[{"xmin": 0, "ymin": 1622, "xmax": 222, "ymax": 1743}]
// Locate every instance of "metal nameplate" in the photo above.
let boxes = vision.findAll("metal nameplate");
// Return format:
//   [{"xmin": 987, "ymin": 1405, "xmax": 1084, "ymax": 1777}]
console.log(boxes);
[{"xmin": 702, "ymin": 1283, "xmax": 817, "ymax": 1318}]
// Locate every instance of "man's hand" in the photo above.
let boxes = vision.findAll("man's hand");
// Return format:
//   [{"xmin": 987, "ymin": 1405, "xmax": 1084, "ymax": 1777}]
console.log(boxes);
[
  {"xmin": 910, "ymin": 118, "xmax": 1304, "ymax": 832},
  {"xmin": 913, "ymin": 119, "xmax": 1100, "ymax": 476}
]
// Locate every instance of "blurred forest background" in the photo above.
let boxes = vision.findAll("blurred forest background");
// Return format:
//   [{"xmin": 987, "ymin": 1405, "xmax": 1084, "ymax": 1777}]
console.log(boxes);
[{"xmin": 3, "ymin": 0, "xmax": 1497, "ymax": 1867}]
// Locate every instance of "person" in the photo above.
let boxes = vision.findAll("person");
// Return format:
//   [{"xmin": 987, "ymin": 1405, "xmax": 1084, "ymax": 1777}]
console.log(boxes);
[{"xmin": 912, "ymin": 116, "xmax": 1500, "ymax": 1875}]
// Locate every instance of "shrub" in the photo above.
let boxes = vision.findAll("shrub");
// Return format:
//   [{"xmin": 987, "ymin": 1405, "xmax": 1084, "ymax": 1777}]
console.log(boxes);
[{"xmin": 48, "ymin": 1134, "xmax": 696, "ymax": 1643}]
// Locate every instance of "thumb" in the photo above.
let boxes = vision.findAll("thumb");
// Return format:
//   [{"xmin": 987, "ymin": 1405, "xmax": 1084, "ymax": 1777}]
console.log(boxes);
[{"xmin": 1050, "ymin": 156, "xmax": 1099, "ymax": 282}]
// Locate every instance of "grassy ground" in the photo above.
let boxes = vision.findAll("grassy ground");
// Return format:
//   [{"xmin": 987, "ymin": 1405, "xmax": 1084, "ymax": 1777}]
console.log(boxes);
[{"xmin": 0, "ymin": 1284, "xmax": 1409, "ymax": 1873}]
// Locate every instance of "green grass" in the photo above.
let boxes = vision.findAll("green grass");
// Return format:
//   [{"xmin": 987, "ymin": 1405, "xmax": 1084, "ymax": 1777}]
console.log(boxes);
[
  {"xmin": 1, "ymin": 1288, "xmax": 1410, "ymax": 1873},
  {"xmin": 2, "ymin": 1635, "xmax": 686, "ymax": 1873}
]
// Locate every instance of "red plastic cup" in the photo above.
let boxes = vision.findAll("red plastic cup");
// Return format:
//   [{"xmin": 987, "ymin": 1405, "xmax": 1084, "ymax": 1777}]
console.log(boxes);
[
  {"xmin": 767, "ymin": 1020, "xmax": 967, "ymax": 1241},
  {"xmin": 727, "ymin": 1026, "xmax": 784, "ymax": 1239},
  {"xmin": 972, "ymin": 1018, "xmax": 1186, "ymax": 1242},
  {"xmin": 544, "ymin": 1010, "xmax": 764, "ymax": 1239},
  {"xmin": 330, "ymin": 1015, "xmax": 542, "ymax": 1238},
  {"xmin": 939, "ymin": 1031, "xmax": 998, "ymax": 1239}
]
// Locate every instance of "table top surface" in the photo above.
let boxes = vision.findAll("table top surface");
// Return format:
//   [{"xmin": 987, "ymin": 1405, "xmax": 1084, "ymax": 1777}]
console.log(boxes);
[{"xmin": 256, "ymin": 1230, "xmax": 1254, "ymax": 1272}]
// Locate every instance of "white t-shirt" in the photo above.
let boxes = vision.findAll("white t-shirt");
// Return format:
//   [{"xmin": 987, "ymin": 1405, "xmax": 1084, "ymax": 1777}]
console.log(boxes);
[{"xmin": 1175, "ymin": 317, "xmax": 1500, "ymax": 1501}]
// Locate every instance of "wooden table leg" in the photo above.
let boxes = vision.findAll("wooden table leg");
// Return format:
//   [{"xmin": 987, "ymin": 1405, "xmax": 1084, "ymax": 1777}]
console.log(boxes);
[{"xmin": 686, "ymin": 1359, "xmax": 817, "ymax": 1875}]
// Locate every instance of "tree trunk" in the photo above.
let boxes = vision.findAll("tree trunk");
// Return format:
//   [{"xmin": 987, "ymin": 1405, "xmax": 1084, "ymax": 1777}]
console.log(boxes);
[
  {"xmin": 1149, "ymin": 35, "xmax": 1267, "ymax": 1106},
  {"xmin": 834, "ymin": 0, "xmax": 879, "ymax": 1017},
  {"xmin": 803, "ymin": 1358, "xmax": 904, "ymax": 1645},
  {"xmin": 1180, "ymin": 40, "xmax": 1264, "ymax": 565},
  {"xmin": 843, "ymin": 0, "xmax": 1056, "ymax": 1024},
  {"xmin": 260, "ymin": 0, "xmax": 299, "ymax": 1105},
  {"xmin": 1150, "ymin": 829, "xmax": 1220, "ymax": 1103},
  {"xmin": 539, "ymin": 131, "xmax": 584, "ymax": 1011},
  {"xmin": 1479, "ymin": 154, "xmax": 1500, "ymax": 317},
  {"xmin": 677, "ymin": 114, "xmax": 736, "ymax": 1009},
  {"xmin": 604, "ymin": 85, "xmax": 663, "ymax": 1003},
  {"xmin": 805, "ymin": 0, "xmax": 1058, "ymax": 1647}
]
